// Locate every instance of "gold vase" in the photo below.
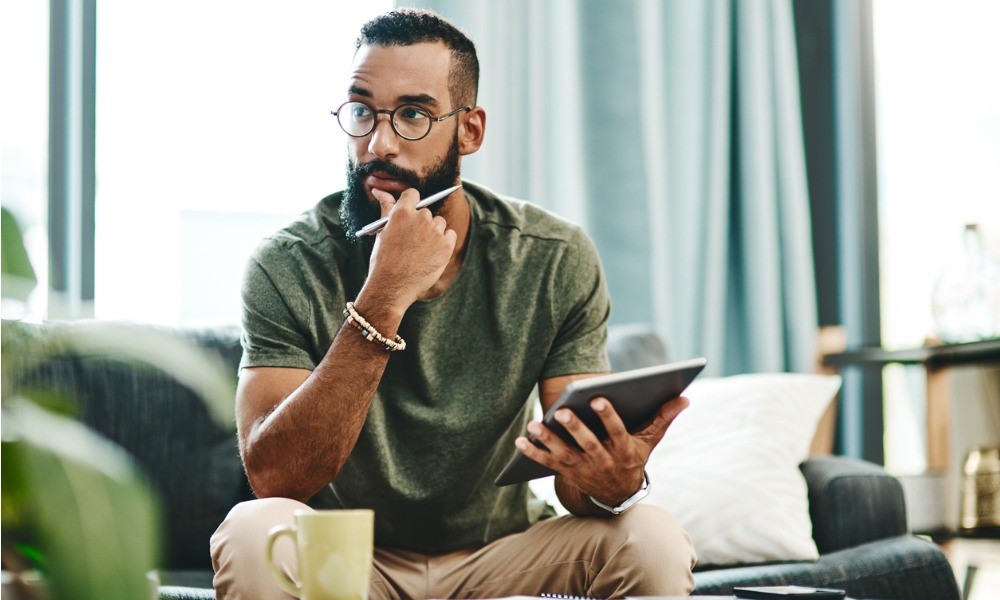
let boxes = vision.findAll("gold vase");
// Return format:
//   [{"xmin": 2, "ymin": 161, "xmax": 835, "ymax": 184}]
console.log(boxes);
[{"xmin": 960, "ymin": 446, "xmax": 1000, "ymax": 533}]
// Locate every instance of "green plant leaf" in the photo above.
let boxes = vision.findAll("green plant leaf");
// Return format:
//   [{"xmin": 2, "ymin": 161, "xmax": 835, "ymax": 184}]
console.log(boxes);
[
  {"xmin": 1, "ymin": 207, "xmax": 38, "ymax": 302},
  {"xmin": 1, "ymin": 438, "xmax": 32, "ymax": 536},
  {"xmin": 3, "ymin": 399, "xmax": 160, "ymax": 600}
]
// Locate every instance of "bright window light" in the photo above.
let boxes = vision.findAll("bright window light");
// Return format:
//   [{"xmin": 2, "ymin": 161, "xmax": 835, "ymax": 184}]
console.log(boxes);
[
  {"xmin": 95, "ymin": 1, "xmax": 390, "ymax": 325},
  {"xmin": 0, "ymin": 0, "xmax": 49, "ymax": 321},
  {"xmin": 874, "ymin": 0, "xmax": 1000, "ymax": 473}
]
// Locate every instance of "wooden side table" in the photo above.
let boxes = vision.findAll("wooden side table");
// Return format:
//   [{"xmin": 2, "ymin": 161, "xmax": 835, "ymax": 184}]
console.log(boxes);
[{"xmin": 823, "ymin": 338, "xmax": 1000, "ymax": 471}]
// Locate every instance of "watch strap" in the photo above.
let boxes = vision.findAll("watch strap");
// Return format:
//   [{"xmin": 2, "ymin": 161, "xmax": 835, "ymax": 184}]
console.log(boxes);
[{"xmin": 588, "ymin": 470, "xmax": 651, "ymax": 515}]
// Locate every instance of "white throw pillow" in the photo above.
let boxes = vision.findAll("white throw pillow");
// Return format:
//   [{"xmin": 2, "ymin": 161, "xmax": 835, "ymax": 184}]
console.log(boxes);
[{"xmin": 645, "ymin": 373, "xmax": 841, "ymax": 566}]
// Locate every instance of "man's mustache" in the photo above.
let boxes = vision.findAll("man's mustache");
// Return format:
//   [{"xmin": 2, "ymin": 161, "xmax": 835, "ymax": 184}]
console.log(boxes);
[{"xmin": 352, "ymin": 159, "xmax": 420, "ymax": 189}]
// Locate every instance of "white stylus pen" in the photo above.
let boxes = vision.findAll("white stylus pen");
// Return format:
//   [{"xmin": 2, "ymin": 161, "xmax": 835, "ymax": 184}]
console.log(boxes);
[{"xmin": 355, "ymin": 184, "xmax": 463, "ymax": 237}]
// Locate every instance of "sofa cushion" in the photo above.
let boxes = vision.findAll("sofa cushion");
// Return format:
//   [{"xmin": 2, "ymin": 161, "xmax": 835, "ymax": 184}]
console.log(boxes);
[{"xmin": 646, "ymin": 373, "xmax": 841, "ymax": 566}]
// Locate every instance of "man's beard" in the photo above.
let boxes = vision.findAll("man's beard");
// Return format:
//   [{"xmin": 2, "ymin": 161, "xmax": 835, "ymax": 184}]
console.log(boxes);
[{"xmin": 340, "ymin": 135, "xmax": 461, "ymax": 246}]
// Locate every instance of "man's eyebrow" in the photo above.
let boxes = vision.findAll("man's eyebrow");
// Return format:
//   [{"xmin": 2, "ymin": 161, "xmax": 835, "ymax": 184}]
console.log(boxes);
[
  {"xmin": 347, "ymin": 86, "xmax": 440, "ymax": 107},
  {"xmin": 348, "ymin": 85, "xmax": 373, "ymax": 98},
  {"xmin": 398, "ymin": 93, "xmax": 439, "ymax": 107}
]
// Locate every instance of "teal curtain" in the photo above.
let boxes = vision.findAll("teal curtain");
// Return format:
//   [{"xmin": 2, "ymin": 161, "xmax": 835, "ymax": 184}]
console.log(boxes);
[{"xmin": 405, "ymin": 0, "xmax": 818, "ymax": 375}]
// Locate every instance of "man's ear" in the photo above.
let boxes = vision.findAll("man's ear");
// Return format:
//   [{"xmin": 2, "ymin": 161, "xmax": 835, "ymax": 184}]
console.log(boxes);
[{"xmin": 458, "ymin": 106, "xmax": 486, "ymax": 155}]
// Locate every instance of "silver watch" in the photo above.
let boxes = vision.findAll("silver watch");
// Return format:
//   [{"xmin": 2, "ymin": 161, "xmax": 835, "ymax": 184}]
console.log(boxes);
[{"xmin": 588, "ymin": 470, "xmax": 651, "ymax": 515}]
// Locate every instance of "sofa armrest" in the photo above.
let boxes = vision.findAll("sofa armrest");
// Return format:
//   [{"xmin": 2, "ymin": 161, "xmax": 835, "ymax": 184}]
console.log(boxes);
[{"xmin": 801, "ymin": 456, "xmax": 908, "ymax": 554}]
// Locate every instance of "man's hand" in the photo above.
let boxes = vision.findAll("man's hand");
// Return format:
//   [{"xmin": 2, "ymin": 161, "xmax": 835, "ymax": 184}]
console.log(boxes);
[
  {"xmin": 515, "ymin": 396, "xmax": 689, "ymax": 509},
  {"xmin": 367, "ymin": 188, "xmax": 457, "ymax": 310}
]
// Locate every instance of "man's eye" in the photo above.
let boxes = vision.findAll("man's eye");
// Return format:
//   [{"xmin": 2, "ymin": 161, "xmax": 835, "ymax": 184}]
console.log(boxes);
[
  {"xmin": 350, "ymin": 105, "xmax": 371, "ymax": 119},
  {"xmin": 398, "ymin": 107, "xmax": 428, "ymax": 121}
]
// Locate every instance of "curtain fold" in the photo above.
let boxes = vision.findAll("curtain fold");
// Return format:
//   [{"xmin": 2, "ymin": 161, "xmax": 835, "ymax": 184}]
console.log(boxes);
[{"xmin": 404, "ymin": 0, "xmax": 817, "ymax": 375}]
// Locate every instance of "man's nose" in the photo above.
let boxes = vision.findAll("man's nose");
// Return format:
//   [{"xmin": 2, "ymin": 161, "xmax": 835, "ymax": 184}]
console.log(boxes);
[{"xmin": 367, "ymin": 115, "xmax": 399, "ymax": 159}]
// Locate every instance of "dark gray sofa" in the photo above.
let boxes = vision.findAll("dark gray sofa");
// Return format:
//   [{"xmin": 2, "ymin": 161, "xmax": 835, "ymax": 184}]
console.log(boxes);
[{"xmin": 6, "ymin": 320, "xmax": 960, "ymax": 600}]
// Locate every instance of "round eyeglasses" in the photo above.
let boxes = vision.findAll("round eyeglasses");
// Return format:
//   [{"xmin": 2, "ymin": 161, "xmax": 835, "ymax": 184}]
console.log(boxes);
[{"xmin": 331, "ymin": 101, "xmax": 471, "ymax": 141}]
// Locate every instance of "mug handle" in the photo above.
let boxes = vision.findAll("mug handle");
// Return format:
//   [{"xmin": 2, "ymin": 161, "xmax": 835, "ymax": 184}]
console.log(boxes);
[{"xmin": 266, "ymin": 524, "xmax": 302, "ymax": 597}]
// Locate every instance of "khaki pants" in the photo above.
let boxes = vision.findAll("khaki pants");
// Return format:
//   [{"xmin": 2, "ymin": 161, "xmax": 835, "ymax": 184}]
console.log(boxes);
[{"xmin": 211, "ymin": 498, "xmax": 696, "ymax": 599}]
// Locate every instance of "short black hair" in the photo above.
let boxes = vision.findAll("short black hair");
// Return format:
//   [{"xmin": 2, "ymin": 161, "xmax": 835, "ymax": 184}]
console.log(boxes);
[{"xmin": 356, "ymin": 8, "xmax": 479, "ymax": 108}]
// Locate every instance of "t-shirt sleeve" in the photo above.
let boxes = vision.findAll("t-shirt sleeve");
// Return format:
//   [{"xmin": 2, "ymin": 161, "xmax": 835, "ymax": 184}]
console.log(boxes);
[
  {"xmin": 239, "ymin": 244, "xmax": 317, "ymax": 372},
  {"xmin": 541, "ymin": 228, "xmax": 612, "ymax": 378}
]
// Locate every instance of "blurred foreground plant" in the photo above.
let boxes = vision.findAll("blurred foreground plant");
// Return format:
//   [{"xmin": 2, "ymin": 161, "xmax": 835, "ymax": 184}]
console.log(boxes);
[{"xmin": 1, "ymin": 206, "xmax": 235, "ymax": 599}]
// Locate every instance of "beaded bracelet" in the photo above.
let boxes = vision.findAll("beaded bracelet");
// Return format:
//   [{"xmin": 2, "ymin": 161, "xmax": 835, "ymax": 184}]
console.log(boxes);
[{"xmin": 343, "ymin": 302, "xmax": 406, "ymax": 352}]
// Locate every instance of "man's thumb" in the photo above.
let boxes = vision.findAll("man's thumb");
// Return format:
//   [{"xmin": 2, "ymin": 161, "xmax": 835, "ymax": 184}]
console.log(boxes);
[{"xmin": 371, "ymin": 188, "xmax": 397, "ymax": 218}]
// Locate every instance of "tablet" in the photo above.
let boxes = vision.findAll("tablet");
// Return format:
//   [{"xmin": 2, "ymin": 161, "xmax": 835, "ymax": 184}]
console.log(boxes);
[{"xmin": 494, "ymin": 357, "xmax": 707, "ymax": 486}]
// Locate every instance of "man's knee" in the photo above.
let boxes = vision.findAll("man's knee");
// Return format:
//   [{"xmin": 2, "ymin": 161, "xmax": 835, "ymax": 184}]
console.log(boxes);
[
  {"xmin": 222, "ymin": 497, "xmax": 309, "ymax": 530},
  {"xmin": 594, "ymin": 505, "xmax": 697, "ymax": 596},
  {"xmin": 618, "ymin": 504, "xmax": 696, "ymax": 561},
  {"xmin": 211, "ymin": 498, "xmax": 312, "ymax": 600},
  {"xmin": 212, "ymin": 497, "xmax": 310, "ymax": 559}
]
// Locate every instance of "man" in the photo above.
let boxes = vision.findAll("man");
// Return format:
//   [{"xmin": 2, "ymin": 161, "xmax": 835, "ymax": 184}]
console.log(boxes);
[{"xmin": 211, "ymin": 9, "xmax": 695, "ymax": 599}]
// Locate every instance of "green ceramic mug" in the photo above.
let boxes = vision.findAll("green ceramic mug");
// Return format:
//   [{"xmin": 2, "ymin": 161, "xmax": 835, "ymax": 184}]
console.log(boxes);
[{"xmin": 266, "ymin": 509, "xmax": 374, "ymax": 600}]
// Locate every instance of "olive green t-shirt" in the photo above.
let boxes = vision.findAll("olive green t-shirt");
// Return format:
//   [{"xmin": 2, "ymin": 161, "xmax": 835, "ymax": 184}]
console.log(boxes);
[{"xmin": 239, "ymin": 180, "xmax": 610, "ymax": 553}]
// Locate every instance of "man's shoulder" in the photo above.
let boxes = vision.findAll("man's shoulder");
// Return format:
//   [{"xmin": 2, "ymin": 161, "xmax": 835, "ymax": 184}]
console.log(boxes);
[{"xmin": 464, "ymin": 180, "xmax": 586, "ymax": 245}]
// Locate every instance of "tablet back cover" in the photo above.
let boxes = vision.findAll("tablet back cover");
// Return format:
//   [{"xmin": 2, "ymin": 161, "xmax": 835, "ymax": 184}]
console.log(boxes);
[{"xmin": 494, "ymin": 358, "xmax": 706, "ymax": 486}]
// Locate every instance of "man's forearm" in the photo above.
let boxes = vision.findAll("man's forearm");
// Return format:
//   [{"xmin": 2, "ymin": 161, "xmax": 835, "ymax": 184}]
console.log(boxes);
[{"xmin": 241, "ymin": 297, "xmax": 404, "ymax": 501}]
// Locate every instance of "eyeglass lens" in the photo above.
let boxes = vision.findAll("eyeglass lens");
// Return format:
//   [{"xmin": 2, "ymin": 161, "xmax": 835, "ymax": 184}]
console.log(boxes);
[{"xmin": 337, "ymin": 102, "xmax": 431, "ymax": 140}]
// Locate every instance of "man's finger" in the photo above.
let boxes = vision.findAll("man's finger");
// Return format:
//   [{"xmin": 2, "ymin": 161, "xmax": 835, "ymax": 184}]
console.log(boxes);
[
  {"xmin": 371, "ymin": 188, "xmax": 398, "ymax": 218},
  {"xmin": 527, "ymin": 420, "xmax": 577, "ymax": 466},
  {"xmin": 396, "ymin": 188, "xmax": 420, "ymax": 209},
  {"xmin": 590, "ymin": 397, "xmax": 630, "ymax": 444},
  {"xmin": 554, "ymin": 408, "xmax": 606, "ymax": 457},
  {"xmin": 515, "ymin": 436, "xmax": 557, "ymax": 471}
]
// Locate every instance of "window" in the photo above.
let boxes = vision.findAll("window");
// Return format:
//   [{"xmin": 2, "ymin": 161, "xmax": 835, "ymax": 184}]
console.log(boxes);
[
  {"xmin": 1, "ymin": 1, "xmax": 49, "ymax": 320},
  {"xmin": 873, "ymin": 0, "xmax": 1000, "ymax": 472},
  {"xmin": 95, "ymin": 1, "xmax": 390, "ymax": 325}
]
